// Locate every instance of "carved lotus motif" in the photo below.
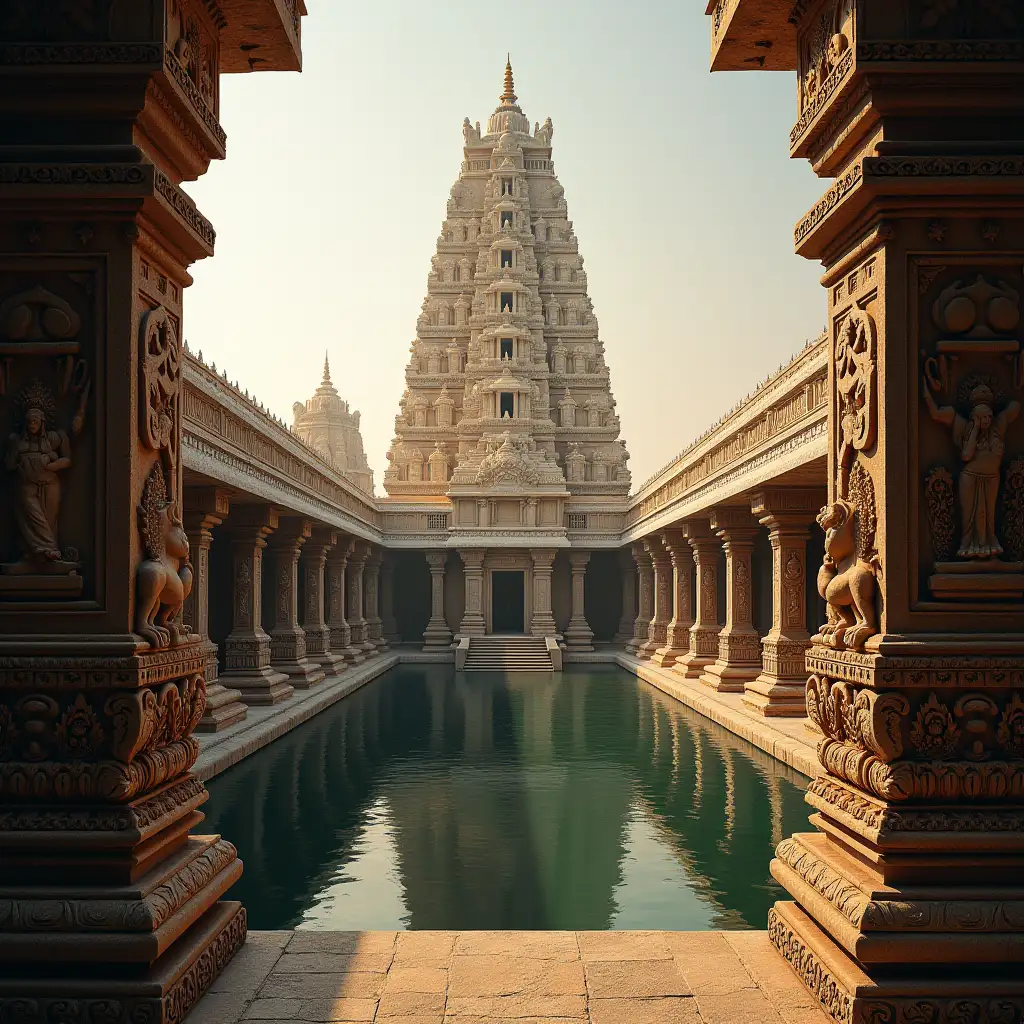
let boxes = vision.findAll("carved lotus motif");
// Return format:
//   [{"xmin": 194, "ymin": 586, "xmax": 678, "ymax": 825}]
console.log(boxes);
[
  {"xmin": 910, "ymin": 693, "xmax": 960, "ymax": 760},
  {"xmin": 56, "ymin": 693, "xmax": 104, "ymax": 760}
]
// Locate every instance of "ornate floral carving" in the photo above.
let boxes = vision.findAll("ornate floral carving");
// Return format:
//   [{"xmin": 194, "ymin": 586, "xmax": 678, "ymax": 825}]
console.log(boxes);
[
  {"xmin": 806, "ymin": 675, "xmax": 908, "ymax": 761},
  {"xmin": 925, "ymin": 466, "xmax": 957, "ymax": 561},
  {"xmin": 997, "ymin": 694, "xmax": 1024, "ymax": 758},
  {"xmin": 135, "ymin": 463, "xmax": 193, "ymax": 649},
  {"xmin": 55, "ymin": 692, "xmax": 104, "ymax": 759},
  {"xmin": 140, "ymin": 305, "xmax": 181, "ymax": 472},
  {"xmin": 1001, "ymin": 457, "xmax": 1024, "ymax": 561},
  {"xmin": 476, "ymin": 431, "xmax": 540, "ymax": 487},
  {"xmin": 910, "ymin": 693, "xmax": 960, "ymax": 759}
]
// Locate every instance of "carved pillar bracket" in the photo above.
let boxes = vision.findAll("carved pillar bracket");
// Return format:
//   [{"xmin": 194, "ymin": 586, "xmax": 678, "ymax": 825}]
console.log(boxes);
[
  {"xmin": 303, "ymin": 529, "xmax": 347, "ymax": 676},
  {"xmin": 346, "ymin": 541, "xmax": 374, "ymax": 654},
  {"xmin": 674, "ymin": 518, "xmax": 721, "ymax": 679},
  {"xmin": 565, "ymin": 550, "xmax": 594, "ymax": 651},
  {"xmin": 746, "ymin": 489, "xmax": 822, "ymax": 717},
  {"xmin": 639, "ymin": 536, "xmax": 673, "ymax": 658},
  {"xmin": 700, "ymin": 507, "xmax": 763, "ymax": 692},
  {"xmin": 326, "ymin": 540, "xmax": 364, "ymax": 664},
  {"xmin": 614, "ymin": 546, "xmax": 638, "ymax": 646},
  {"xmin": 458, "ymin": 549, "xmax": 486, "ymax": 637},
  {"xmin": 704, "ymin": 3, "xmax": 1024, "ymax": 1017},
  {"xmin": 424, "ymin": 549, "xmax": 453, "ymax": 649},
  {"xmin": 530, "ymin": 548, "xmax": 558, "ymax": 638},
  {"xmin": 221, "ymin": 505, "xmax": 293, "ymax": 706},
  {"xmin": 626, "ymin": 542, "xmax": 654, "ymax": 656},
  {"xmin": 652, "ymin": 529, "xmax": 694, "ymax": 668},
  {"xmin": 183, "ymin": 487, "xmax": 246, "ymax": 732}
]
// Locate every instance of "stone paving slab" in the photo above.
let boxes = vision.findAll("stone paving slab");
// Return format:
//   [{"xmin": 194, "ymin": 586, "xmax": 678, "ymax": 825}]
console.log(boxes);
[{"xmin": 189, "ymin": 930, "xmax": 832, "ymax": 1024}]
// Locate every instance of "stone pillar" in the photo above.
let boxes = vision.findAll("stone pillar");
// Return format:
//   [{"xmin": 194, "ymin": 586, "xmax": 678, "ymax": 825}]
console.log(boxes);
[
  {"xmin": 701, "ymin": 508, "xmax": 762, "ymax": 692},
  {"xmin": 303, "ymin": 529, "xmax": 347, "ymax": 677},
  {"xmin": 222, "ymin": 506, "xmax": 293, "ymax": 706},
  {"xmin": 423, "ymin": 550, "xmax": 453, "ymax": 648},
  {"xmin": 614, "ymin": 546, "xmax": 638, "ymax": 645},
  {"xmin": 638, "ymin": 536, "xmax": 672, "ymax": 658},
  {"xmin": 268, "ymin": 519, "xmax": 326, "ymax": 689},
  {"xmin": 652, "ymin": 529, "xmax": 693, "ymax": 668},
  {"xmin": 184, "ymin": 488, "xmax": 247, "ymax": 732},
  {"xmin": 326, "ymin": 540, "xmax": 364, "ymax": 664},
  {"xmin": 565, "ymin": 550, "xmax": 594, "ymax": 651},
  {"xmin": 705, "ymin": 4, "xmax": 1024, "ymax": 1016},
  {"xmin": 745, "ymin": 490, "xmax": 821, "ymax": 717},
  {"xmin": 673, "ymin": 519, "xmax": 720, "ymax": 679},
  {"xmin": 346, "ymin": 542, "xmax": 373, "ymax": 653},
  {"xmin": 364, "ymin": 548, "xmax": 387, "ymax": 651},
  {"xmin": 530, "ymin": 548, "xmax": 558, "ymax": 637},
  {"xmin": 625, "ymin": 542, "xmax": 653, "ymax": 655},
  {"xmin": 458, "ymin": 549, "xmax": 486, "ymax": 637},
  {"xmin": 380, "ymin": 555, "xmax": 401, "ymax": 644}
]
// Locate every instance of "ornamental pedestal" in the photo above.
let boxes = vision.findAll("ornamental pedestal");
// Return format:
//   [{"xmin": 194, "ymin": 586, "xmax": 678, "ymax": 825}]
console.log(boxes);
[
  {"xmin": 652, "ymin": 529, "xmax": 693, "ymax": 668},
  {"xmin": 704, "ymin": 1, "xmax": 1024, "ymax": 1018},
  {"xmin": 674, "ymin": 520, "xmax": 721, "ymax": 679}
]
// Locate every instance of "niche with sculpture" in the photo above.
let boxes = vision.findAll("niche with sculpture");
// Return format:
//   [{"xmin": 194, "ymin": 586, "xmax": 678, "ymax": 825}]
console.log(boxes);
[{"xmin": 921, "ymin": 271, "xmax": 1024, "ymax": 600}]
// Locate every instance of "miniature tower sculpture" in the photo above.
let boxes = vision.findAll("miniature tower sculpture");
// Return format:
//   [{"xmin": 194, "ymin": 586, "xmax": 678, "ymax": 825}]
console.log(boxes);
[
  {"xmin": 292, "ymin": 353, "xmax": 374, "ymax": 493},
  {"xmin": 383, "ymin": 60, "xmax": 630, "ymax": 520}
]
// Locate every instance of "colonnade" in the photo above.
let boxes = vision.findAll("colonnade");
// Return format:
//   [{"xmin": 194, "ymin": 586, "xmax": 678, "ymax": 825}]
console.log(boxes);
[
  {"xmin": 182, "ymin": 488, "xmax": 392, "ymax": 732},
  {"xmin": 624, "ymin": 488, "xmax": 823, "ymax": 717}
]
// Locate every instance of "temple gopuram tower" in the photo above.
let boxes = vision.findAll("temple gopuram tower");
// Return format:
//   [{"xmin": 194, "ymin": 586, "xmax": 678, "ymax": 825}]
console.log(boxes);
[
  {"xmin": 292, "ymin": 354, "xmax": 374, "ymax": 494},
  {"xmin": 383, "ymin": 61, "xmax": 630, "ymax": 637}
]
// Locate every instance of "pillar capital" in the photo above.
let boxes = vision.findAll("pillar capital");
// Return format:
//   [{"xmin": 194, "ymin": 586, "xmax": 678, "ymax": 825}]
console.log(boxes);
[
  {"xmin": 425, "ymin": 549, "xmax": 448, "ymax": 570},
  {"xmin": 568, "ymin": 549, "xmax": 591, "ymax": 571},
  {"xmin": 709, "ymin": 506, "xmax": 760, "ymax": 543}
]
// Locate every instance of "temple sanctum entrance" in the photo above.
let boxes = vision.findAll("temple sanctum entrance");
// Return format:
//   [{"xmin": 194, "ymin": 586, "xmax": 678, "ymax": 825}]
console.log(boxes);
[{"xmin": 491, "ymin": 570, "xmax": 525, "ymax": 633}]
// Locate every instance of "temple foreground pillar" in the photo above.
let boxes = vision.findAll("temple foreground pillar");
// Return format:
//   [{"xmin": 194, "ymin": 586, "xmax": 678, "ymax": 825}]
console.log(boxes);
[
  {"xmin": 326, "ymin": 540, "xmax": 364, "ymax": 664},
  {"xmin": 184, "ymin": 488, "xmax": 247, "ymax": 732},
  {"xmin": 638, "ymin": 536, "xmax": 672, "ymax": 658},
  {"xmin": 530, "ymin": 548, "xmax": 558, "ymax": 637},
  {"xmin": 652, "ymin": 529, "xmax": 693, "ymax": 668},
  {"xmin": 423, "ymin": 550, "xmax": 453, "ymax": 648},
  {"xmin": 625, "ymin": 542, "xmax": 653, "ymax": 655},
  {"xmin": 674, "ymin": 520, "xmax": 721, "ymax": 679},
  {"xmin": 615, "ymin": 546, "xmax": 638, "ymax": 645},
  {"xmin": 303, "ymin": 529, "xmax": 347, "ymax": 678},
  {"xmin": 458, "ymin": 549, "xmax": 486, "ymax": 637},
  {"xmin": 704, "ymin": 2, "xmax": 1024, "ymax": 1018},
  {"xmin": 380, "ymin": 555, "xmax": 401, "ymax": 644},
  {"xmin": 346, "ymin": 542, "xmax": 374, "ymax": 654},
  {"xmin": 364, "ymin": 548, "xmax": 388, "ymax": 651},
  {"xmin": 564, "ymin": 550, "xmax": 594, "ymax": 651},
  {"xmin": 745, "ymin": 490, "xmax": 820, "ymax": 717}
]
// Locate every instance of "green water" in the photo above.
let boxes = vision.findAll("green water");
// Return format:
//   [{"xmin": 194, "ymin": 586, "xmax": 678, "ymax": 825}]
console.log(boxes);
[{"xmin": 203, "ymin": 665, "xmax": 809, "ymax": 931}]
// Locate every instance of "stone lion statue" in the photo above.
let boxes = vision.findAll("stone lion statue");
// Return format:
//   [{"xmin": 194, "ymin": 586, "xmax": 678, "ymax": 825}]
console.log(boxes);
[
  {"xmin": 816, "ymin": 463, "xmax": 878, "ymax": 651},
  {"xmin": 135, "ymin": 463, "xmax": 193, "ymax": 650}
]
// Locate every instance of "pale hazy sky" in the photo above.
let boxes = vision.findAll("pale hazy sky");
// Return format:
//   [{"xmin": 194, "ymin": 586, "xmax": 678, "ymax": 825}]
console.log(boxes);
[{"xmin": 185, "ymin": 0, "xmax": 826, "ymax": 493}]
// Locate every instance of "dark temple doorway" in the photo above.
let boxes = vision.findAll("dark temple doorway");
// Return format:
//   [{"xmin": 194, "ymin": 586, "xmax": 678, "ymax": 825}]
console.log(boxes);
[{"xmin": 491, "ymin": 571, "xmax": 525, "ymax": 633}]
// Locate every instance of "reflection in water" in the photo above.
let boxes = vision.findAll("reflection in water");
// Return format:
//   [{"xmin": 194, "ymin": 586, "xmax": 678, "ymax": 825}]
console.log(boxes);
[{"xmin": 204, "ymin": 666, "xmax": 808, "ymax": 931}]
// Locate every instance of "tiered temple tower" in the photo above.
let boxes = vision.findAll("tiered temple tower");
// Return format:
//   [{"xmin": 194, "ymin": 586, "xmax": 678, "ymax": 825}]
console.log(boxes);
[
  {"xmin": 292, "ymin": 354, "xmax": 374, "ymax": 493},
  {"xmin": 383, "ymin": 60, "xmax": 630, "ymax": 543}
]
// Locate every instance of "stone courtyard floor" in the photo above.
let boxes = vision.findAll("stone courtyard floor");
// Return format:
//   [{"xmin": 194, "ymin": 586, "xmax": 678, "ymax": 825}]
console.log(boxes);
[{"xmin": 190, "ymin": 929, "xmax": 831, "ymax": 1024}]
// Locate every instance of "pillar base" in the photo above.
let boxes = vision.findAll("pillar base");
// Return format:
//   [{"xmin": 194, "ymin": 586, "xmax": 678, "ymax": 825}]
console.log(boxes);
[
  {"xmin": 0, "ymin": 901, "xmax": 247, "ymax": 1024},
  {"xmin": 271, "ymin": 656, "xmax": 326, "ymax": 690},
  {"xmin": 672, "ymin": 651, "xmax": 716, "ymax": 678},
  {"xmin": 743, "ymin": 674, "xmax": 807, "ymax": 716},
  {"xmin": 564, "ymin": 620, "xmax": 594, "ymax": 651},
  {"xmin": 700, "ymin": 659, "xmax": 760, "ymax": 692},
  {"xmin": 311, "ymin": 651, "xmax": 348, "ymax": 680},
  {"xmin": 339, "ymin": 645, "xmax": 366, "ymax": 664},
  {"xmin": 637, "ymin": 630, "xmax": 668, "ymax": 658},
  {"xmin": 423, "ymin": 620, "xmax": 453, "ymax": 650},
  {"xmin": 222, "ymin": 666, "xmax": 293, "ymax": 706},
  {"xmin": 651, "ymin": 645, "xmax": 687, "ymax": 668},
  {"xmin": 768, "ymin": 899, "xmax": 1024, "ymax": 1024},
  {"xmin": 196, "ymin": 683, "xmax": 248, "ymax": 732}
]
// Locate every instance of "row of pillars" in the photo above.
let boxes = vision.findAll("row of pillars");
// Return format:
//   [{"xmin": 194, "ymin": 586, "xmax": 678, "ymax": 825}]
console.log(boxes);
[
  {"xmin": 182, "ymin": 489, "xmax": 394, "ymax": 730},
  {"xmin": 619, "ymin": 488, "xmax": 822, "ymax": 717}
]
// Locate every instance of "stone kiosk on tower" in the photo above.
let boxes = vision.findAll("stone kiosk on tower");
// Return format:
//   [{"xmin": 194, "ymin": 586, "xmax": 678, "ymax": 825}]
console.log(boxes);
[{"xmin": 382, "ymin": 62, "xmax": 630, "ymax": 641}]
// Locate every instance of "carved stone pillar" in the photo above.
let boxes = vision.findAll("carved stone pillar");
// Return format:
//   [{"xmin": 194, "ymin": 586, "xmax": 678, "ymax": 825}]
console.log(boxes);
[
  {"xmin": 614, "ymin": 546, "xmax": 637, "ymax": 645},
  {"xmin": 530, "ymin": 548, "xmax": 558, "ymax": 637},
  {"xmin": 424, "ymin": 550, "xmax": 453, "ymax": 648},
  {"xmin": 222, "ymin": 506, "xmax": 293, "ymax": 706},
  {"xmin": 700, "ymin": 508, "xmax": 762, "ymax": 692},
  {"xmin": 303, "ymin": 529, "xmax": 347, "ymax": 678},
  {"xmin": 183, "ymin": 488, "xmax": 247, "ymax": 732},
  {"xmin": 652, "ymin": 529, "xmax": 693, "ymax": 668},
  {"xmin": 364, "ymin": 548, "xmax": 387, "ymax": 652},
  {"xmin": 673, "ymin": 520, "xmax": 720, "ymax": 679},
  {"xmin": 705, "ymin": 3, "xmax": 1024, "ymax": 1017},
  {"xmin": 564, "ymin": 550, "xmax": 594, "ymax": 651},
  {"xmin": 458, "ymin": 549, "xmax": 486, "ymax": 637},
  {"xmin": 268, "ymin": 519, "xmax": 326, "ymax": 689},
  {"xmin": 326, "ymin": 540, "xmax": 364, "ymax": 664},
  {"xmin": 625, "ymin": 542, "xmax": 653, "ymax": 655},
  {"xmin": 0, "ymin": 5, "xmax": 306, "ymax": 1007},
  {"xmin": 380, "ymin": 555, "xmax": 401, "ymax": 643},
  {"xmin": 745, "ymin": 490, "xmax": 821, "ymax": 717},
  {"xmin": 346, "ymin": 542, "xmax": 373, "ymax": 653},
  {"xmin": 638, "ymin": 536, "xmax": 672, "ymax": 658}
]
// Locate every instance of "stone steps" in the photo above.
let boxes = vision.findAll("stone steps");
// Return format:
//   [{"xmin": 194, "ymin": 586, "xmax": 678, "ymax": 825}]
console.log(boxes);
[{"xmin": 463, "ymin": 635, "xmax": 554, "ymax": 672}]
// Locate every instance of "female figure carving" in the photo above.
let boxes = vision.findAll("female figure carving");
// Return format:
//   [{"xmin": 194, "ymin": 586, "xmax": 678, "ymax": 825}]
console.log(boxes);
[
  {"xmin": 5, "ymin": 381, "xmax": 71, "ymax": 564},
  {"xmin": 924, "ymin": 382, "xmax": 1021, "ymax": 559}
]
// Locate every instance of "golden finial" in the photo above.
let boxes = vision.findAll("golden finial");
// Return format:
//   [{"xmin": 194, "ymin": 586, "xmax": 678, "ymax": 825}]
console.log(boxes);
[
  {"xmin": 322, "ymin": 351, "xmax": 331, "ymax": 384},
  {"xmin": 501, "ymin": 55, "xmax": 517, "ymax": 104}
]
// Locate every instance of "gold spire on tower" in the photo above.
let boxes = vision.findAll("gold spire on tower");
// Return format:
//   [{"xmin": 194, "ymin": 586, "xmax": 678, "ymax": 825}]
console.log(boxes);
[
  {"xmin": 322, "ymin": 351, "xmax": 331, "ymax": 385},
  {"xmin": 500, "ymin": 55, "xmax": 517, "ymax": 104}
]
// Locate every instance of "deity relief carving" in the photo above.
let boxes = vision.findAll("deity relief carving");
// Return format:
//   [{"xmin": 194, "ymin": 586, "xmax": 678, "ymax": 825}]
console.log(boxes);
[
  {"xmin": 140, "ymin": 305, "xmax": 182, "ymax": 496},
  {"xmin": 135, "ymin": 463, "xmax": 193, "ymax": 650},
  {"xmin": 835, "ymin": 307, "xmax": 877, "ymax": 484},
  {"xmin": 816, "ymin": 460, "xmax": 879, "ymax": 651}
]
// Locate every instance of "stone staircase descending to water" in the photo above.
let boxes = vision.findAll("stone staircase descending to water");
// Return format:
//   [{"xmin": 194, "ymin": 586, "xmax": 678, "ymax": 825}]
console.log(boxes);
[{"xmin": 462, "ymin": 635, "xmax": 555, "ymax": 672}]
